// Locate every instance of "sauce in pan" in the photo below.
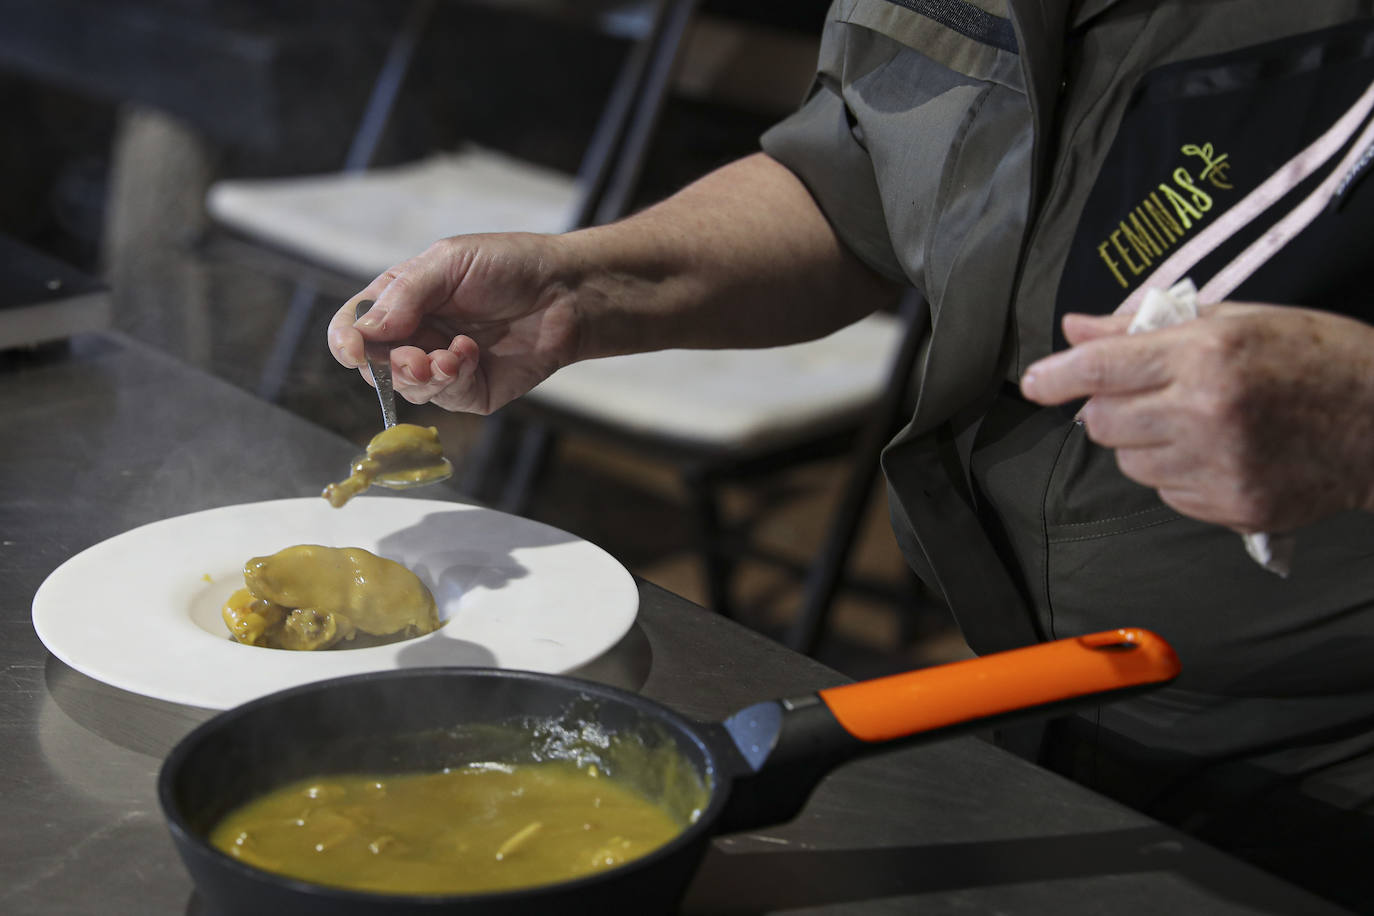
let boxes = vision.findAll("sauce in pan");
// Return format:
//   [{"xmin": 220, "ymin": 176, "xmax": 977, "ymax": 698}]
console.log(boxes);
[{"xmin": 209, "ymin": 761, "xmax": 686, "ymax": 895}]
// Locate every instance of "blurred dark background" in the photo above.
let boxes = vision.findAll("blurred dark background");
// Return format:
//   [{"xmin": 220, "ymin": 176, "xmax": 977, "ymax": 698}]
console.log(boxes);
[
  {"xmin": 0, "ymin": 0, "xmax": 967, "ymax": 677},
  {"xmin": 0, "ymin": 0, "xmax": 828, "ymax": 262}
]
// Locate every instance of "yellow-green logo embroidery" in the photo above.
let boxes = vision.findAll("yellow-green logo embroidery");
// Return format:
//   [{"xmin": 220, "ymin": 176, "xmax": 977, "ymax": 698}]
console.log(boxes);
[
  {"xmin": 1096, "ymin": 142, "xmax": 1235, "ymax": 289},
  {"xmin": 1182, "ymin": 142, "xmax": 1233, "ymax": 189}
]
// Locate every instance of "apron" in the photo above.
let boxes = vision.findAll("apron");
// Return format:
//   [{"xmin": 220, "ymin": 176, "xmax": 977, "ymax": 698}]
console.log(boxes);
[
  {"xmin": 763, "ymin": 1, "xmax": 1374, "ymax": 907},
  {"xmin": 980, "ymin": 9, "xmax": 1374, "ymax": 909}
]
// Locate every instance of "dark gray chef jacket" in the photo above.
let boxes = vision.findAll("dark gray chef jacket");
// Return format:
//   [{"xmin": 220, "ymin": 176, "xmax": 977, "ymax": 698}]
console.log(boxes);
[{"xmin": 761, "ymin": 0, "xmax": 1374, "ymax": 908}]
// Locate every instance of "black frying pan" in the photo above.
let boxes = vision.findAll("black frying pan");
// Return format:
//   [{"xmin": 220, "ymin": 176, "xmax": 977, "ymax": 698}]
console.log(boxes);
[{"xmin": 159, "ymin": 628, "xmax": 1179, "ymax": 915}]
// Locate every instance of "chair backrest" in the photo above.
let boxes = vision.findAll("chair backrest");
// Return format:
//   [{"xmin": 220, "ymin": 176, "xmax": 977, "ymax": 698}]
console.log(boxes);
[
  {"xmin": 204, "ymin": 0, "xmax": 695, "ymax": 401},
  {"xmin": 206, "ymin": 0, "xmax": 695, "ymax": 279}
]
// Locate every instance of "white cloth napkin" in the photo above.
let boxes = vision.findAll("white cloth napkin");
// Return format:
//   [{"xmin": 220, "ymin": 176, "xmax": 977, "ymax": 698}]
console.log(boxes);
[{"xmin": 1128, "ymin": 280, "xmax": 1295, "ymax": 576}]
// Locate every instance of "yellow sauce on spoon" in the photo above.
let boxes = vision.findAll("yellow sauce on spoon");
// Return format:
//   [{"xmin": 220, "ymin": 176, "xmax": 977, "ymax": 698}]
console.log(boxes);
[{"xmin": 323, "ymin": 424, "xmax": 453, "ymax": 508}]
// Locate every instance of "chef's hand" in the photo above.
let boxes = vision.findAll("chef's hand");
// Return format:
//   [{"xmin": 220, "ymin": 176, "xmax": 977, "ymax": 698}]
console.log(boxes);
[
  {"xmin": 1019, "ymin": 303, "xmax": 1374, "ymax": 533},
  {"xmin": 327, "ymin": 154, "xmax": 897, "ymax": 415},
  {"xmin": 327, "ymin": 232, "xmax": 577, "ymax": 415}
]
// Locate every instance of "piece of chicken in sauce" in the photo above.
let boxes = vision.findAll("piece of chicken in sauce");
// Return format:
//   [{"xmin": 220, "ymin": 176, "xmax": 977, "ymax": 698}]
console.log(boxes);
[
  {"xmin": 323, "ymin": 423, "xmax": 452, "ymax": 508},
  {"xmin": 222, "ymin": 545, "xmax": 440, "ymax": 650}
]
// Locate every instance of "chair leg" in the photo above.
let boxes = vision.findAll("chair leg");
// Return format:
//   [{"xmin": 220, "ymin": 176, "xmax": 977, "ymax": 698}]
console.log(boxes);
[
  {"xmin": 498, "ymin": 421, "xmax": 556, "ymax": 516},
  {"xmin": 567, "ymin": 0, "xmax": 672, "ymax": 229},
  {"xmin": 257, "ymin": 280, "xmax": 319, "ymax": 402},
  {"xmin": 682, "ymin": 467, "xmax": 737, "ymax": 619},
  {"xmin": 340, "ymin": 0, "xmax": 436, "ymax": 172},
  {"xmin": 255, "ymin": 0, "xmax": 435, "ymax": 403},
  {"xmin": 783, "ymin": 290, "xmax": 929, "ymax": 655},
  {"xmin": 782, "ymin": 451, "xmax": 884, "ymax": 655},
  {"xmin": 458, "ymin": 410, "xmax": 517, "ymax": 503},
  {"xmin": 594, "ymin": 0, "xmax": 699, "ymax": 224}
]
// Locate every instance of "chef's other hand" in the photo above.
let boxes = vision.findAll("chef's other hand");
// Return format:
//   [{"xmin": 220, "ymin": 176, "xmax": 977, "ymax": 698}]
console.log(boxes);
[
  {"xmin": 1019, "ymin": 303, "xmax": 1374, "ymax": 533},
  {"xmin": 327, "ymin": 232, "xmax": 578, "ymax": 415}
]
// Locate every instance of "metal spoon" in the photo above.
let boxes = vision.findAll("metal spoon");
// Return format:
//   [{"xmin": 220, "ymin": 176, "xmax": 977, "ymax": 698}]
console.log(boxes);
[
  {"xmin": 345, "ymin": 299, "xmax": 453, "ymax": 493},
  {"xmin": 356, "ymin": 299, "xmax": 398, "ymax": 429}
]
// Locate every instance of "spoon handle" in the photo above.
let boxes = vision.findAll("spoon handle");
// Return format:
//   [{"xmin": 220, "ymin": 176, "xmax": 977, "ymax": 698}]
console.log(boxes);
[{"xmin": 355, "ymin": 300, "xmax": 398, "ymax": 429}]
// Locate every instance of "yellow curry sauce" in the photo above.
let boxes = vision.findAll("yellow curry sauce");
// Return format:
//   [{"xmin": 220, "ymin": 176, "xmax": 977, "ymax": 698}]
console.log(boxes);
[
  {"xmin": 222, "ymin": 545, "xmax": 440, "ymax": 650},
  {"xmin": 209, "ymin": 762, "xmax": 687, "ymax": 895},
  {"xmin": 323, "ymin": 423, "xmax": 452, "ymax": 507}
]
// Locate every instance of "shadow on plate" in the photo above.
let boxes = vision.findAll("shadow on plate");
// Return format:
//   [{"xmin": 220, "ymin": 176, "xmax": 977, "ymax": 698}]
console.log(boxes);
[
  {"xmin": 378, "ymin": 507, "xmax": 586, "ymax": 600},
  {"xmin": 391, "ymin": 626, "xmax": 500, "ymax": 668}
]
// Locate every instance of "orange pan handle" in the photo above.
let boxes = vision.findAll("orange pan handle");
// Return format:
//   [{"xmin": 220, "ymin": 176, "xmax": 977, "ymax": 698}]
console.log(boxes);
[{"xmin": 818, "ymin": 628, "xmax": 1180, "ymax": 743}]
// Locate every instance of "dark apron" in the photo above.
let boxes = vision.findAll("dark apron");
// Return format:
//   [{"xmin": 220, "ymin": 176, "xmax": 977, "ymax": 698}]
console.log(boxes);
[
  {"xmin": 766, "ymin": 5, "xmax": 1374, "ymax": 904},
  {"xmin": 966, "ymin": 17, "xmax": 1374, "ymax": 910}
]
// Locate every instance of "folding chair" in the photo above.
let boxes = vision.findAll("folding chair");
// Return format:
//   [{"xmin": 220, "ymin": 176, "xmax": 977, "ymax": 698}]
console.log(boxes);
[{"xmin": 204, "ymin": 0, "xmax": 694, "ymax": 401}]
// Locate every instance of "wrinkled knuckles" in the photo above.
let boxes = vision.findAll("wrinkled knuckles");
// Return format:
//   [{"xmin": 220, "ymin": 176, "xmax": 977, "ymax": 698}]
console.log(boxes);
[
  {"xmin": 431, "ymin": 236, "xmax": 477, "ymax": 268},
  {"xmin": 1072, "ymin": 349, "xmax": 1115, "ymax": 392},
  {"xmin": 1199, "ymin": 317, "xmax": 1259, "ymax": 358},
  {"xmin": 378, "ymin": 274, "xmax": 426, "ymax": 319},
  {"xmin": 1180, "ymin": 375, "xmax": 1249, "ymax": 432},
  {"xmin": 1112, "ymin": 448, "xmax": 1159, "ymax": 488},
  {"xmin": 425, "ymin": 238, "xmax": 457, "ymax": 262}
]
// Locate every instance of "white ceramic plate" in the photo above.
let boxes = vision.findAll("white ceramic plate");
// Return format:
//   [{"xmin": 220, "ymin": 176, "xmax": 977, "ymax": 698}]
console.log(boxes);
[{"xmin": 32, "ymin": 497, "xmax": 639, "ymax": 710}]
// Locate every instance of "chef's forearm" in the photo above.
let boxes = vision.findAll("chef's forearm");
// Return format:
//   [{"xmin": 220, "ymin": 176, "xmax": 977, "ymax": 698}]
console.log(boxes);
[{"xmin": 558, "ymin": 152, "xmax": 899, "ymax": 361}]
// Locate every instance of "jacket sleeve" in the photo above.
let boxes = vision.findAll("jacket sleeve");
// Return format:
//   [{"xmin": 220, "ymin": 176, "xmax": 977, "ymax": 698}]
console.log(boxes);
[{"xmin": 761, "ymin": 0, "xmax": 1034, "ymax": 423}]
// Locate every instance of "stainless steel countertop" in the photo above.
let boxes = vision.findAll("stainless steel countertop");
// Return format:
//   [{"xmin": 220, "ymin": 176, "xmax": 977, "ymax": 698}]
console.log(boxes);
[{"xmin": 0, "ymin": 332, "xmax": 1349, "ymax": 915}]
